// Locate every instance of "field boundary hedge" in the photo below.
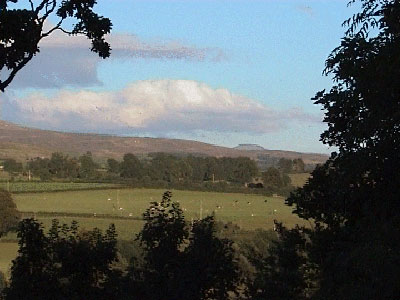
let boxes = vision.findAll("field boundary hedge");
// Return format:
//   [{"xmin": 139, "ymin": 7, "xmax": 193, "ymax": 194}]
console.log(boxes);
[
  {"xmin": 0, "ymin": 182, "xmax": 127, "ymax": 194},
  {"xmin": 20, "ymin": 211, "xmax": 143, "ymax": 221}
]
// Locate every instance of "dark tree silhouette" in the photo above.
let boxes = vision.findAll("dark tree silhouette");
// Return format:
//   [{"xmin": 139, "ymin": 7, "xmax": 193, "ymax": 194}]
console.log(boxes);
[
  {"xmin": 0, "ymin": 0, "xmax": 112, "ymax": 92},
  {"xmin": 284, "ymin": 0, "xmax": 400, "ymax": 298},
  {"xmin": 0, "ymin": 189, "xmax": 20, "ymax": 237},
  {"xmin": 132, "ymin": 191, "xmax": 187, "ymax": 300},
  {"xmin": 3, "ymin": 219, "xmax": 119, "ymax": 300},
  {"xmin": 125, "ymin": 192, "xmax": 241, "ymax": 300},
  {"xmin": 180, "ymin": 216, "xmax": 241, "ymax": 300},
  {"xmin": 247, "ymin": 222, "xmax": 310, "ymax": 300}
]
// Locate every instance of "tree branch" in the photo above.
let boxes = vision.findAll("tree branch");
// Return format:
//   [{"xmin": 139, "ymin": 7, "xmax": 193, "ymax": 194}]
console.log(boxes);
[
  {"xmin": 41, "ymin": 19, "xmax": 63, "ymax": 37},
  {"xmin": 39, "ymin": 0, "xmax": 57, "ymax": 23},
  {"xmin": 35, "ymin": 0, "xmax": 49, "ymax": 15},
  {"xmin": 28, "ymin": 0, "xmax": 35, "ymax": 11},
  {"xmin": 0, "ymin": 52, "xmax": 34, "ymax": 92}
]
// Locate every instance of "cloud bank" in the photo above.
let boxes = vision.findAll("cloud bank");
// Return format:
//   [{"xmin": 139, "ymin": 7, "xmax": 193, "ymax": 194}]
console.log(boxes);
[
  {"xmin": 3, "ymin": 80, "xmax": 320, "ymax": 135},
  {"xmin": 6, "ymin": 30, "xmax": 225, "ymax": 89}
]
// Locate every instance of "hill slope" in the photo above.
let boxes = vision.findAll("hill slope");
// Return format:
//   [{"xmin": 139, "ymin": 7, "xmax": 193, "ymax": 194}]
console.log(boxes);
[{"xmin": 0, "ymin": 120, "xmax": 328, "ymax": 165}]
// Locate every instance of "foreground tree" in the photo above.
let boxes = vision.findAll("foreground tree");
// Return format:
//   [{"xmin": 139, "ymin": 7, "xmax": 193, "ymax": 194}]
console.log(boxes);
[
  {"xmin": 248, "ymin": 222, "xmax": 310, "ymax": 300},
  {"xmin": 0, "ymin": 189, "xmax": 20, "ymax": 237},
  {"xmin": 125, "ymin": 191, "xmax": 241, "ymax": 300},
  {"xmin": 3, "ymin": 219, "xmax": 119, "ymax": 300},
  {"xmin": 181, "ymin": 216, "xmax": 241, "ymax": 300},
  {"xmin": 131, "ymin": 191, "xmax": 187, "ymax": 300},
  {"xmin": 285, "ymin": 0, "xmax": 400, "ymax": 298},
  {"xmin": 0, "ymin": 0, "xmax": 112, "ymax": 92}
]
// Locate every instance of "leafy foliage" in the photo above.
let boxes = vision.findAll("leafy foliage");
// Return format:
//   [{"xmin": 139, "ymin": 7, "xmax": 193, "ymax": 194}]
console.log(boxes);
[
  {"xmin": 247, "ymin": 222, "xmax": 310, "ymax": 300},
  {"xmin": 0, "ymin": 0, "xmax": 112, "ymax": 92},
  {"xmin": 284, "ymin": 0, "xmax": 400, "ymax": 298},
  {"xmin": 126, "ymin": 191, "xmax": 241, "ymax": 300},
  {"xmin": 3, "ymin": 219, "xmax": 119, "ymax": 300},
  {"xmin": 262, "ymin": 167, "xmax": 291, "ymax": 190},
  {"xmin": 2, "ymin": 159, "xmax": 22, "ymax": 174},
  {"xmin": 132, "ymin": 191, "xmax": 188, "ymax": 300},
  {"xmin": 79, "ymin": 151, "xmax": 98, "ymax": 179},
  {"xmin": 27, "ymin": 152, "xmax": 99, "ymax": 180},
  {"xmin": 182, "ymin": 216, "xmax": 241, "ymax": 300},
  {"xmin": 120, "ymin": 153, "xmax": 144, "ymax": 180},
  {"xmin": 0, "ymin": 189, "xmax": 20, "ymax": 237}
]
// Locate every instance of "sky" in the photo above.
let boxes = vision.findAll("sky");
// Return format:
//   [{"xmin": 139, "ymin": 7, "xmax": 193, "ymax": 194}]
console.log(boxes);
[{"xmin": 0, "ymin": 0, "xmax": 359, "ymax": 154}]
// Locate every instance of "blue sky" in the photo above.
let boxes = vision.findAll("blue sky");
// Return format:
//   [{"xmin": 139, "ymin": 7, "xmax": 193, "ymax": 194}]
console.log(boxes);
[{"xmin": 1, "ymin": 0, "xmax": 359, "ymax": 153}]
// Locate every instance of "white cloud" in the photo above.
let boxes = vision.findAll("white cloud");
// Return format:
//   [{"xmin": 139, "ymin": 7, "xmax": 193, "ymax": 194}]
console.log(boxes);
[
  {"xmin": 3, "ymin": 80, "xmax": 320, "ymax": 135},
  {"xmin": 6, "ymin": 28, "xmax": 226, "ymax": 89}
]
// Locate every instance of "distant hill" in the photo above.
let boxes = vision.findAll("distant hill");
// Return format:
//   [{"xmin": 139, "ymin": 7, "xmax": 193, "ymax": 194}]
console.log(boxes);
[{"xmin": 0, "ymin": 120, "xmax": 328, "ymax": 165}]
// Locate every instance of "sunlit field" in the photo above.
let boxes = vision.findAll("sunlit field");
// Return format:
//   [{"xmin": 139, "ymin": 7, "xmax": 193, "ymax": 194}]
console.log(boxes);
[
  {"xmin": 13, "ymin": 188, "xmax": 307, "ymax": 231},
  {"xmin": 0, "ymin": 188, "xmax": 308, "ymax": 275}
]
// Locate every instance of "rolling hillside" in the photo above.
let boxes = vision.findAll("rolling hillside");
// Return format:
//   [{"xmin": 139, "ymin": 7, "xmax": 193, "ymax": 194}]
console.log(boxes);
[{"xmin": 0, "ymin": 120, "xmax": 328, "ymax": 165}]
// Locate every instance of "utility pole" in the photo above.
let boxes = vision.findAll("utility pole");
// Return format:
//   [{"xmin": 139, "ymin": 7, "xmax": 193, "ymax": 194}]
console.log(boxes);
[
  {"xmin": 200, "ymin": 199, "xmax": 203, "ymax": 220},
  {"xmin": 117, "ymin": 189, "xmax": 121, "ymax": 216}
]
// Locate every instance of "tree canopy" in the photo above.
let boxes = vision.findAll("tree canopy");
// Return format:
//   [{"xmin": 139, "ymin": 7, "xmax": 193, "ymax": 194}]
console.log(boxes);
[
  {"xmin": 4, "ymin": 219, "xmax": 119, "ymax": 300},
  {"xmin": 283, "ymin": 0, "xmax": 400, "ymax": 298},
  {"xmin": 126, "ymin": 191, "xmax": 241, "ymax": 300},
  {"xmin": 0, "ymin": 0, "xmax": 112, "ymax": 92},
  {"xmin": 0, "ymin": 189, "xmax": 20, "ymax": 237}
]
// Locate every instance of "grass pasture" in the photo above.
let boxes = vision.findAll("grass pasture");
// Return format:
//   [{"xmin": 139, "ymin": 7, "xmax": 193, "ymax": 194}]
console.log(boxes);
[
  {"xmin": 2, "ymin": 188, "xmax": 308, "ymax": 275},
  {"xmin": 0, "ymin": 181, "xmax": 121, "ymax": 193},
  {"xmin": 14, "ymin": 188, "xmax": 307, "ymax": 232}
]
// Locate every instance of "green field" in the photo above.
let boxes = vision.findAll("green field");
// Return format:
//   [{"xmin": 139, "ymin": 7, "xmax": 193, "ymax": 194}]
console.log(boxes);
[
  {"xmin": 13, "ymin": 188, "xmax": 306, "ymax": 231},
  {"xmin": 1, "ymin": 188, "xmax": 307, "ymax": 275},
  {"xmin": 0, "ymin": 181, "xmax": 121, "ymax": 193}
]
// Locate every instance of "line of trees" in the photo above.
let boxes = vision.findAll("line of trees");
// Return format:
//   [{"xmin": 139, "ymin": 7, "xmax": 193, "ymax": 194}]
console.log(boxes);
[
  {"xmin": 26, "ymin": 152, "xmax": 98, "ymax": 181},
  {"xmin": 2, "ymin": 153, "xmax": 304, "ymax": 195},
  {"xmin": 110, "ymin": 153, "xmax": 259, "ymax": 184}
]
